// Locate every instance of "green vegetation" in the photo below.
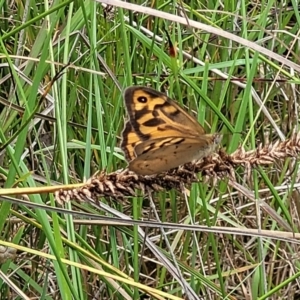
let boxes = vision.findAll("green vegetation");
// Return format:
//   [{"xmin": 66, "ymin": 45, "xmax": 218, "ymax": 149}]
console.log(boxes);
[{"xmin": 1, "ymin": 0, "xmax": 300, "ymax": 299}]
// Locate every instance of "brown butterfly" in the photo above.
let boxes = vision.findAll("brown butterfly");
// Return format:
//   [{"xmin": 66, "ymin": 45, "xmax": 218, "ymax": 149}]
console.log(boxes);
[{"xmin": 121, "ymin": 86, "xmax": 222, "ymax": 175}]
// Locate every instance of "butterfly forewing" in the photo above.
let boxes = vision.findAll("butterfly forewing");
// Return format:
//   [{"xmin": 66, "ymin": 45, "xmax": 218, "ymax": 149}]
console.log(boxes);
[
  {"xmin": 134, "ymin": 135, "xmax": 219, "ymax": 156},
  {"xmin": 124, "ymin": 87, "xmax": 206, "ymax": 139},
  {"xmin": 121, "ymin": 121, "xmax": 139, "ymax": 161}
]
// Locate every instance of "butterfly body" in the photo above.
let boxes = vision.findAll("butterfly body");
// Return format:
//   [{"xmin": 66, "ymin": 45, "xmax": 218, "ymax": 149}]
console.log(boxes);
[{"xmin": 121, "ymin": 86, "xmax": 222, "ymax": 175}]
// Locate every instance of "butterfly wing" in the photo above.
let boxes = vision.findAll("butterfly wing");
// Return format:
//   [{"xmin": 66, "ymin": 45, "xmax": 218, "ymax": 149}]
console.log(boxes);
[
  {"xmin": 129, "ymin": 135, "xmax": 222, "ymax": 175},
  {"xmin": 123, "ymin": 86, "xmax": 206, "ymax": 140},
  {"xmin": 121, "ymin": 121, "xmax": 138, "ymax": 161},
  {"xmin": 121, "ymin": 86, "xmax": 222, "ymax": 175}
]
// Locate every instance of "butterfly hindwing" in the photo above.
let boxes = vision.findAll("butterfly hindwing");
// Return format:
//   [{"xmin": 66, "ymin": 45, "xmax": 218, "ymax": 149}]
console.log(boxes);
[{"xmin": 129, "ymin": 136, "xmax": 219, "ymax": 175}]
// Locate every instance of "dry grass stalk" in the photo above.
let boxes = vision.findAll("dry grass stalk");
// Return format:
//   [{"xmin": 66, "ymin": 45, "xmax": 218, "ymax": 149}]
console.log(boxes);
[{"xmin": 55, "ymin": 132, "xmax": 300, "ymax": 204}]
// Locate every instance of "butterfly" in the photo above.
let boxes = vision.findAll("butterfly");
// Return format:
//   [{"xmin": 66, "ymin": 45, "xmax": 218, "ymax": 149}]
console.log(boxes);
[{"xmin": 121, "ymin": 86, "xmax": 222, "ymax": 175}]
